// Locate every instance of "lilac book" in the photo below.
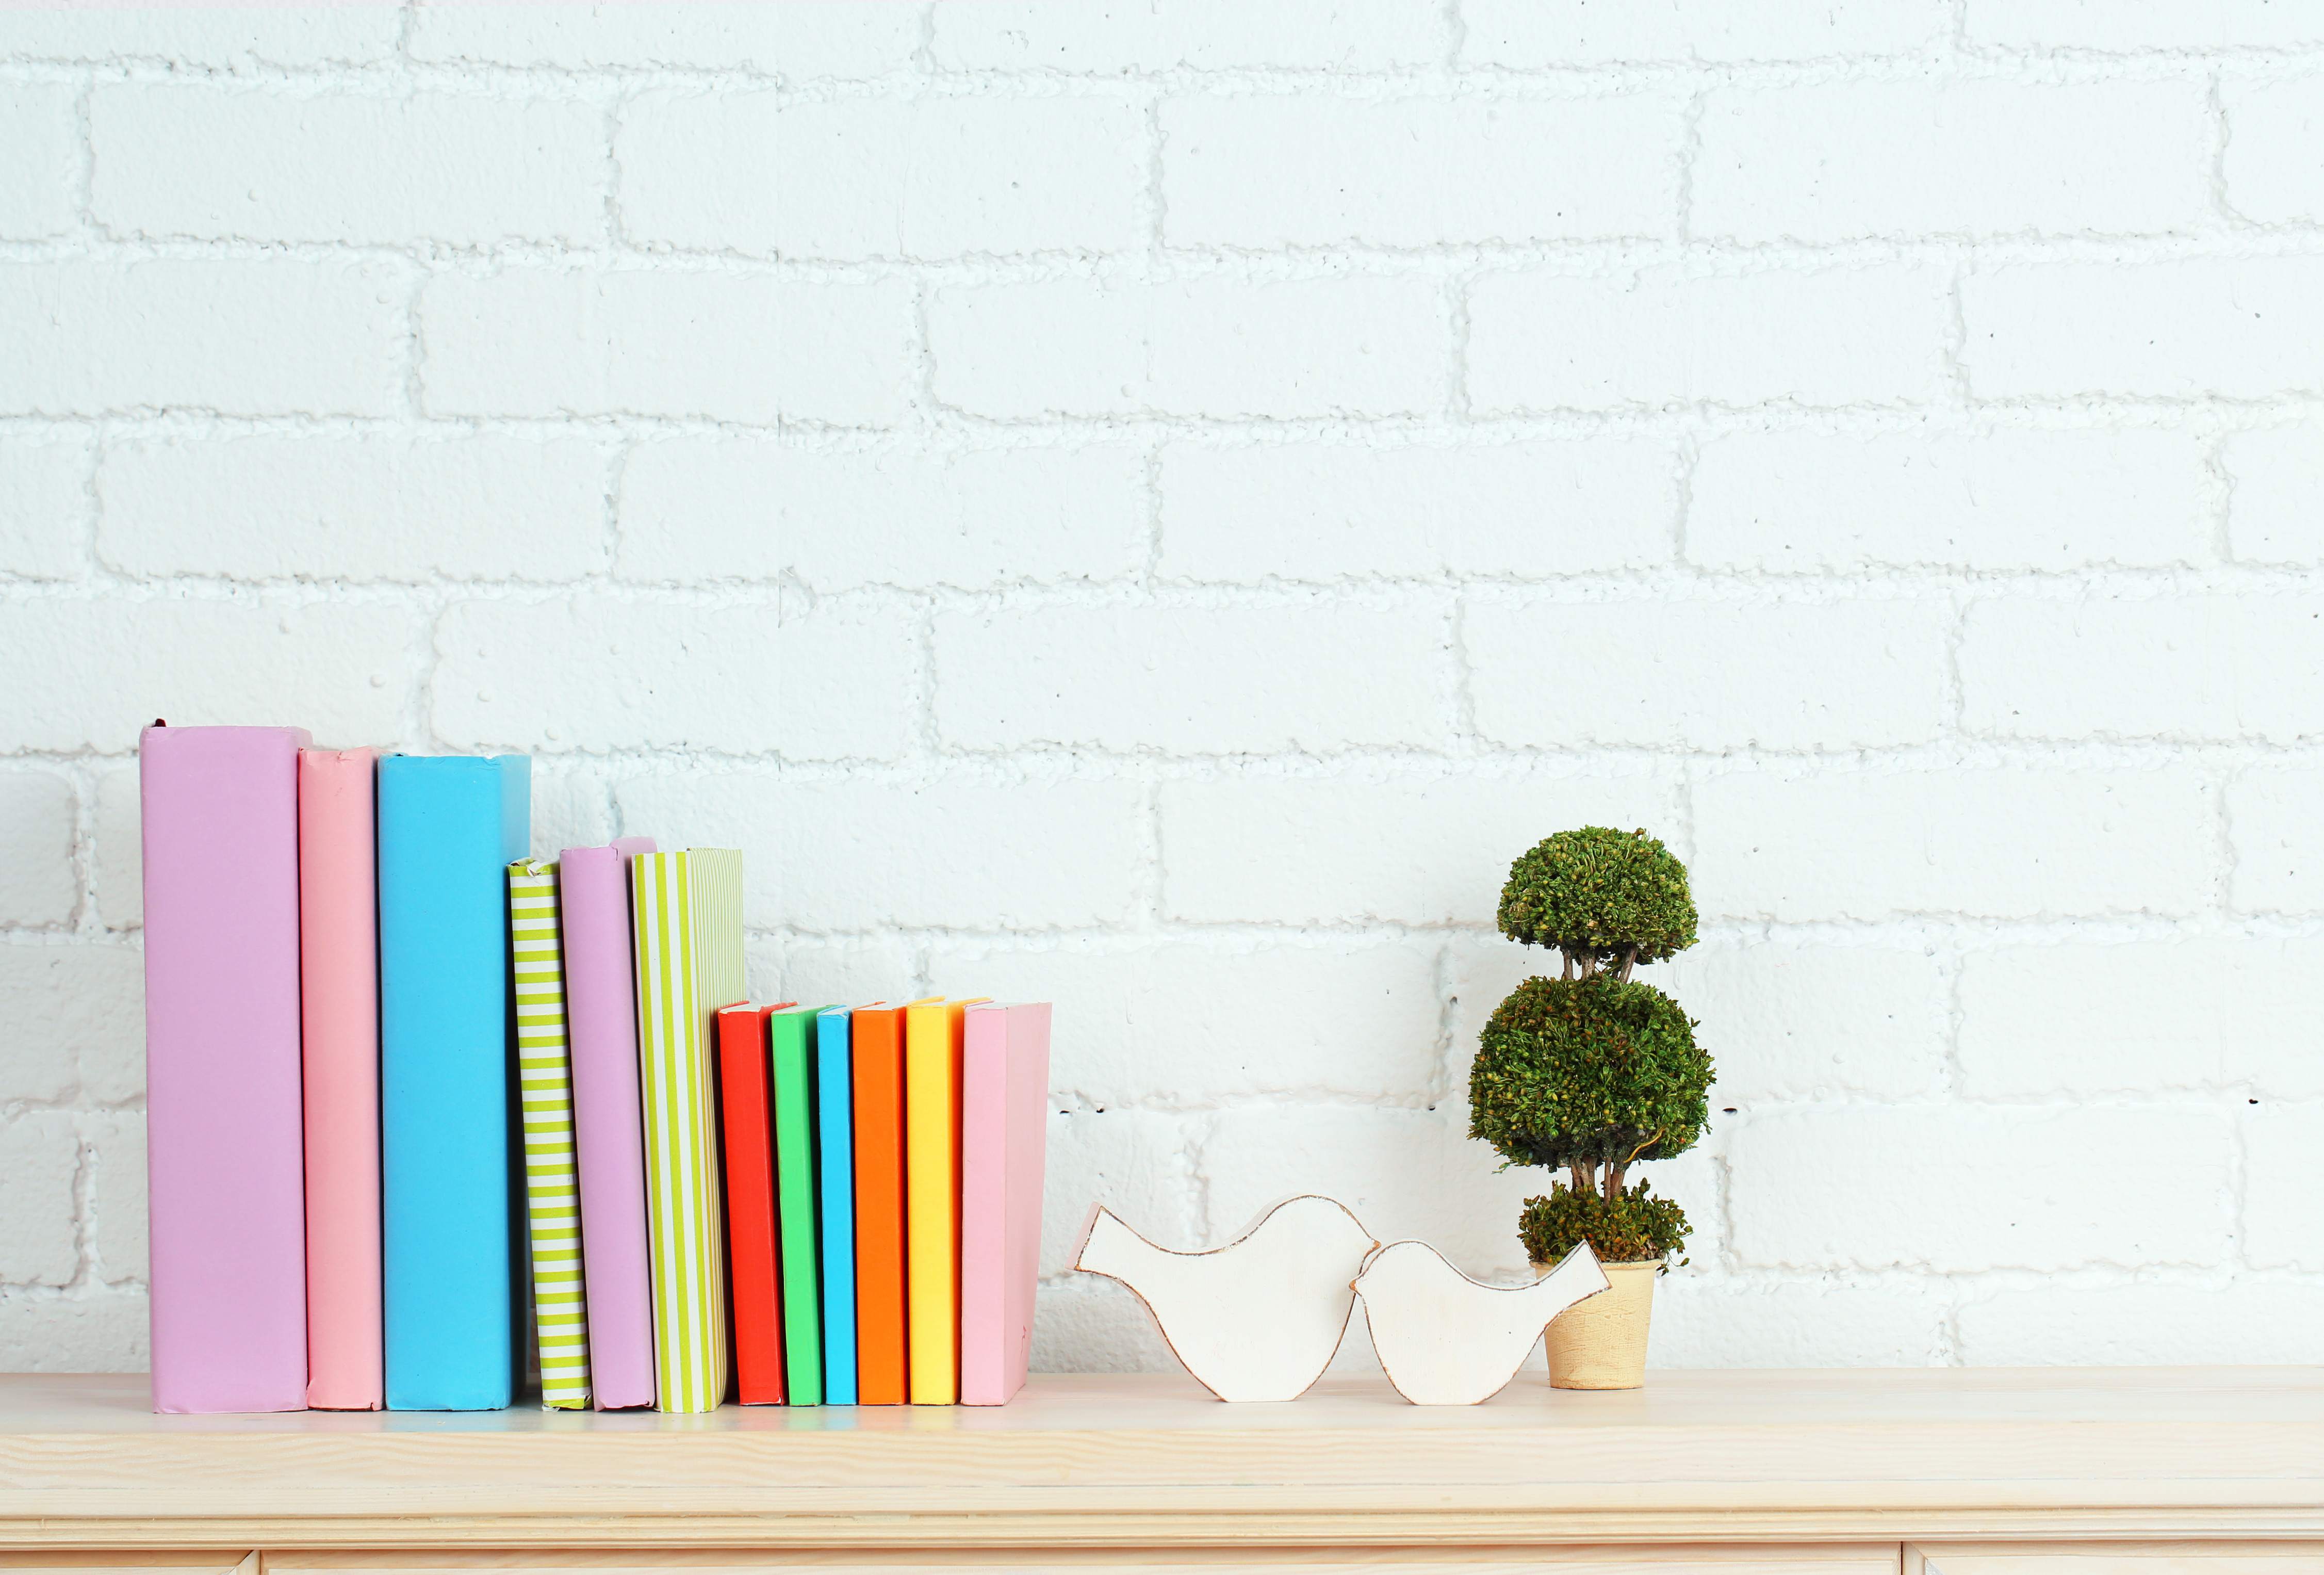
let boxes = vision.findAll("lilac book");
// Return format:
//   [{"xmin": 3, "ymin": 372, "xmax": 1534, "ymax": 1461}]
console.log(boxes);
[
  {"xmin": 559, "ymin": 836, "xmax": 658, "ymax": 1409},
  {"xmin": 140, "ymin": 723, "xmax": 311, "ymax": 1414}
]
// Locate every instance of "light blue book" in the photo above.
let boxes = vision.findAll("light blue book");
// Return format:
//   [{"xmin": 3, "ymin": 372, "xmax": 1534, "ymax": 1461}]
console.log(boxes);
[
  {"xmin": 816, "ymin": 1005, "xmax": 858, "ymax": 1406},
  {"xmin": 378, "ymin": 753, "xmax": 529, "ymax": 1411}
]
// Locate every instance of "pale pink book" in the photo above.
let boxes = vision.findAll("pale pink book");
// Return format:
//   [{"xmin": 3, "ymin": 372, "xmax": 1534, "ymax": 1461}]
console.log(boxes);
[
  {"xmin": 958, "ymin": 1001, "xmax": 1053, "ymax": 1406},
  {"xmin": 141, "ymin": 723, "xmax": 310, "ymax": 1414},
  {"xmin": 559, "ymin": 836, "xmax": 658, "ymax": 1409},
  {"xmin": 299, "ymin": 747, "xmax": 383, "ymax": 1410}
]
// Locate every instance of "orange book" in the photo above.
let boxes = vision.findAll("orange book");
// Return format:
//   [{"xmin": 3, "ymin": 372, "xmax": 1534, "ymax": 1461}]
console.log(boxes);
[
  {"xmin": 905, "ymin": 996, "xmax": 987, "ymax": 1404},
  {"xmin": 850, "ymin": 1003, "xmax": 910, "ymax": 1405},
  {"xmin": 717, "ymin": 1002, "xmax": 793, "ymax": 1404}
]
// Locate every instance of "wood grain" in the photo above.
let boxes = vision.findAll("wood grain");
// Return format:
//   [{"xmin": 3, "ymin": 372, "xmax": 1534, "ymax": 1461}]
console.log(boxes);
[
  {"xmin": 0, "ymin": 1373, "xmax": 2316, "ymax": 1551},
  {"xmin": 1910, "ymin": 1545, "xmax": 2324, "ymax": 1574}
]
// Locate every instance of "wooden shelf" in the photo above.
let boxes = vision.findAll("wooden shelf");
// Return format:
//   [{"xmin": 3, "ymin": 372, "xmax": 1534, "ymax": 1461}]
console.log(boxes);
[{"xmin": 0, "ymin": 1369, "xmax": 2319, "ymax": 1551}]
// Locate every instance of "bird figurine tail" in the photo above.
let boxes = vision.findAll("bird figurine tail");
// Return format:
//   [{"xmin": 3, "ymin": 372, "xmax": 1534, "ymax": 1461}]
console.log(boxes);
[{"xmin": 1071, "ymin": 1204, "xmax": 1147, "ymax": 1284}]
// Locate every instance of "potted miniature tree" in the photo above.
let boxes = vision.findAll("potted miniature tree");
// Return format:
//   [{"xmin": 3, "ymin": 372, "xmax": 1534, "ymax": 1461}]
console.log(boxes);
[{"xmin": 1468, "ymin": 826, "xmax": 1711, "ymax": 1389}]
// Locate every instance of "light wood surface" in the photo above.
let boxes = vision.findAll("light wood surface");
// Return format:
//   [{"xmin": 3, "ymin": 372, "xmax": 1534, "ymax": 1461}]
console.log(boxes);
[
  {"xmin": 271, "ymin": 1551, "xmax": 1905, "ymax": 1574},
  {"xmin": 0, "ymin": 1371, "xmax": 2317, "ymax": 1550},
  {"xmin": 1909, "ymin": 1546, "xmax": 2324, "ymax": 1573}
]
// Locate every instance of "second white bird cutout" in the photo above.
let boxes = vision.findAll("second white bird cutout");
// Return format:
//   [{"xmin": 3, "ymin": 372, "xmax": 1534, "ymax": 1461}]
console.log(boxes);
[
  {"xmin": 1353, "ymin": 1238, "xmax": 1612, "ymax": 1405},
  {"xmin": 1073, "ymin": 1195, "xmax": 1379, "ymax": 1402}
]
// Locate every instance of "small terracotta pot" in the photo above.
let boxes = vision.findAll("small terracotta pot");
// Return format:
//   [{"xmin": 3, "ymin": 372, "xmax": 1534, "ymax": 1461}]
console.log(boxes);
[{"xmin": 1531, "ymin": 1256, "xmax": 1660, "ymax": 1390}]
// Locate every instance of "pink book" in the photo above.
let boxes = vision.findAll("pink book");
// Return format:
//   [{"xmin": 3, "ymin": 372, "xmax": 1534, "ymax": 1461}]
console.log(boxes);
[
  {"xmin": 299, "ymin": 747, "xmax": 383, "ymax": 1410},
  {"xmin": 141, "ymin": 723, "xmax": 310, "ymax": 1414},
  {"xmin": 958, "ymin": 1001, "xmax": 1052, "ymax": 1406},
  {"xmin": 560, "ymin": 836, "xmax": 658, "ymax": 1409}
]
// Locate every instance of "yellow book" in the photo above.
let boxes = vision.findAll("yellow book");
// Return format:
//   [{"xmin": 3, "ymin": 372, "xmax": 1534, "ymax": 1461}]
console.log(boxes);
[{"xmin": 904, "ymin": 995, "xmax": 986, "ymax": 1404}]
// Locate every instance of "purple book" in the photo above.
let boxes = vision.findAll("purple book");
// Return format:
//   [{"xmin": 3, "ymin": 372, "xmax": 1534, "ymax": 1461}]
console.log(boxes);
[
  {"xmin": 559, "ymin": 836, "xmax": 657, "ymax": 1409},
  {"xmin": 141, "ymin": 723, "xmax": 310, "ymax": 1414}
]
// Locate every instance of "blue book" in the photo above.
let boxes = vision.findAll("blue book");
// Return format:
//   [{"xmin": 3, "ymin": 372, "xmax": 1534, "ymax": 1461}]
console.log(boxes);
[
  {"xmin": 378, "ymin": 753, "xmax": 529, "ymax": 1410},
  {"xmin": 816, "ymin": 1006, "xmax": 858, "ymax": 1405}
]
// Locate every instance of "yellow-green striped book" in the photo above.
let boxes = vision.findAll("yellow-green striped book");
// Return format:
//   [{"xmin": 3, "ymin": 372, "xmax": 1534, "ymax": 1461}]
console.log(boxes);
[
  {"xmin": 507, "ymin": 858, "xmax": 590, "ymax": 1410},
  {"xmin": 629, "ymin": 848, "xmax": 746, "ymax": 1414}
]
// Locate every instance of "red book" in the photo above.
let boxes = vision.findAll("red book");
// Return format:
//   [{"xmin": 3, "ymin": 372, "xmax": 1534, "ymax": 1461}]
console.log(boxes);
[
  {"xmin": 851, "ymin": 1004, "xmax": 909, "ymax": 1406},
  {"xmin": 717, "ymin": 1002, "xmax": 793, "ymax": 1405}
]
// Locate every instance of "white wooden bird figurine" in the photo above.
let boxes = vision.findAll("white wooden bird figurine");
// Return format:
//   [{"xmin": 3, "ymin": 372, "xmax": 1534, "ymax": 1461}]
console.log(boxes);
[
  {"xmin": 1352, "ymin": 1238, "xmax": 1612, "ymax": 1405},
  {"xmin": 1073, "ymin": 1195, "xmax": 1379, "ymax": 1402}
]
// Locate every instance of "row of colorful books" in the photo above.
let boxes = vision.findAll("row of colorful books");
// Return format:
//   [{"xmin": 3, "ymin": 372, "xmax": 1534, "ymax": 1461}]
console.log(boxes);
[{"xmin": 139, "ymin": 724, "xmax": 1049, "ymax": 1415}]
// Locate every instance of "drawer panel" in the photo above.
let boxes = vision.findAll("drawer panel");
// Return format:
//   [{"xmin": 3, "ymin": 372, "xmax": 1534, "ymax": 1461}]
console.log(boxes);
[
  {"xmin": 273, "ymin": 1548, "xmax": 1901, "ymax": 1574},
  {"xmin": 1911, "ymin": 1545, "xmax": 2324, "ymax": 1574}
]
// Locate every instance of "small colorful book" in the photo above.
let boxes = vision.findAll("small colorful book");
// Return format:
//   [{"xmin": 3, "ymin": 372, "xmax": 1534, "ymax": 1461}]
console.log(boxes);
[
  {"xmin": 905, "ymin": 996, "xmax": 986, "ymax": 1405},
  {"xmin": 959, "ymin": 1002, "xmax": 1054, "ymax": 1407},
  {"xmin": 815, "ymin": 1005, "xmax": 859, "ymax": 1407},
  {"xmin": 559, "ymin": 836, "xmax": 657, "ymax": 1410},
  {"xmin": 717, "ymin": 1002, "xmax": 784, "ymax": 1405},
  {"xmin": 630, "ymin": 848, "xmax": 745, "ymax": 1414},
  {"xmin": 850, "ymin": 1002, "xmax": 909, "ymax": 1406},
  {"xmin": 770, "ymin": 1006, "xmax": 826, "ymax": 1405},
  {"xmin": 298, "ymin": 745, "xmax": 382, "ymax": 1411},
  {"xmin": 508, "ymin": 859, "xmax": 589, "ymax": 1410},
  {"xmin": 379, "ymin": 753, "xmax": 529, "ymax": 1412},
  {"xmin": 142, "ymin": 723, "xmax": 310, "ymax": 1415}
]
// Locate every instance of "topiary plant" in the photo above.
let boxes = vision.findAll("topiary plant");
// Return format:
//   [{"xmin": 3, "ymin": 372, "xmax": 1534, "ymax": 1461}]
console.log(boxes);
[{"xmin": 1469, "ymin": 827, "xmax": 1712, "ymax": 1265}]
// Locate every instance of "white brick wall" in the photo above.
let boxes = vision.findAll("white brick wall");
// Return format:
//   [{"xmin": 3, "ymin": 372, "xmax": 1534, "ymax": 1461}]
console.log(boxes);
[
  {"xmin": 4, "ymin": 0, "xmax": 2322, "ymax": 1379},
  {"xmin": 1693, "ymin": 80, "xmax": 2209, "ymax": 242},
  {"xmin": 90, "ymin": 86, "xmax": 608, "ymax": 248}
]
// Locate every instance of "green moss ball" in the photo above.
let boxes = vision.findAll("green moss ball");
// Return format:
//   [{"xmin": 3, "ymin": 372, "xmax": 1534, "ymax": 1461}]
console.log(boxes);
[
  {"xmin": 1496, "ymin": 826, "xmax": 1698, "ymax": 964},
  {"xmin": 1468, "ymin": 973, "xmax": 1711, "ymax": 1173}
]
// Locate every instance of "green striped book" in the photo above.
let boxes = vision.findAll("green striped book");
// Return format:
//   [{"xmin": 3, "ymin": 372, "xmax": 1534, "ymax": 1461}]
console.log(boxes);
[
  {"xmin": 506, "ymin": 859, "xmax": 590, "ymax": 1411},
  {"xmin": 630, "ymin": 848, "xmax": 746, "ymax": 1414}
]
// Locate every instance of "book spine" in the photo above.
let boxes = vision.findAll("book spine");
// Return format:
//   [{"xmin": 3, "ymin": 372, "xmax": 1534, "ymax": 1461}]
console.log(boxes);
[
  {"xmin": 999, "ymin": 1003, "xmax": 1053, "ymax": 1405},
  {"xmin": 815, "ymin": 1009, "xmax": 858, "ymax": 1407},
  {"xmin": 632, "ymin": 850, "xmax": 724, "ymax": 1413},
  {"xmin": 850, "ymin": 1007, "xmax": 908, "ymax": 1405},
  {"xmin": 379, "ymin": 754, "xmax": 529, "ymax": 1411},
  {"xmin": 717, "ymin": 1005, "xmax": 784, "ymax": 1404},
  {"xmin": 772, "ymin": 1010, "xmax": 823, "ymax": 1405},
  {"xmin": 298, "ymin": 745, "xmax": 382, "ymax": 1411},
  {"xmin": 957, "ymin": 1004, "xmax": 1008, "ymax": 1407},
  {"xmin": 903, "ymin": 999, "xmax": 960, "ymax": 1405},
  {"xmin": 143, "ymin": 724, "xmax": 310, "ymax": 1414},
  {"xmin": 509, "ymin": 860, "xmax": 590, "ymax": 1410},
  {"xmin": 558, "ymin": 838, "xmax": 656, "ymax": 1409}
]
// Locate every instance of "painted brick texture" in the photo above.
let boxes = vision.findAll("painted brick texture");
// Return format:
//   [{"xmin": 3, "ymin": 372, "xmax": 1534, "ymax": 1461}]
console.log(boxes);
[{"xmin": 2, "ymin": 0, "xmax": 2319, "ymax": 1379}]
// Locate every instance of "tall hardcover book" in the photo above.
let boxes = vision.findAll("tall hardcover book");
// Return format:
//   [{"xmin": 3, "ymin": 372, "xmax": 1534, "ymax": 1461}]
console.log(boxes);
[
  {"xmin": 850, "ymin": 1002, "xmax": 909, "ymax": 1406},
  {"xmin": 631, "ymin": 848, "xmax": 745, "ymax": 1414},
  {"xmin": 959, "ymin": 1002, "xmax": 1053, "ymax": 1406},
  {"xmin": 770, "ymin": 1007, "xmax": 825, "ymax": 1405},
  {"xmin": 298, "ymin": 745, "xmax": 382, "ymax": 1411},
  {"xmin": 905, "ymin": 996, "xmax": 985, "ymax": 1405},
  {"xmin": 717, "ymin": 1003, "xmax": 784, "ymax": 1405},
  {"xmin": 509, "ymin": 859, "xmax": 589, "ymax": 1410},
  {"xmin": 142, "ymin": 723, "xmax": 310, "ymax": 1414},
  {"xmin": 815, "ymin": 1005, "xmax": 859, "ymax": 1407},
  {"xmin": 379, "ymin": 753, "xmax": 529, "ymax": 1411},
  {"xmin": 559, "ymin": 836, "xmax": 657, "ymax": 1409}
]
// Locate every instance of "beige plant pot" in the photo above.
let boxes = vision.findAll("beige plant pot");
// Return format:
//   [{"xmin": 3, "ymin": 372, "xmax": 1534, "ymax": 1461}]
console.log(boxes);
[{"xmin": 1532, "ymin": 1257, "xmax": 1660, "ymax": 1390}]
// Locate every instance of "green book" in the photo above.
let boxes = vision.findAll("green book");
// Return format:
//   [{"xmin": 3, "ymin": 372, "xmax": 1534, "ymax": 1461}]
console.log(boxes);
[
  {"xmin": 507, "ymin": 859, "xmax": 589, "ymax": 1410},
  {"xmin": 770, "ymin": 1006, "xmax": 830, "ymax": 1405},
  {"xmin": 631, "ymin": 848, "xmax": 744, "ymax": 1415}
]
